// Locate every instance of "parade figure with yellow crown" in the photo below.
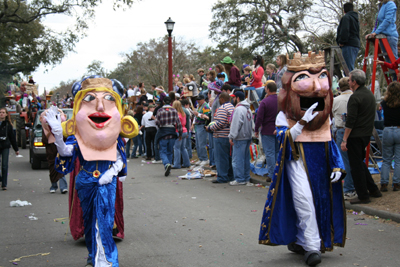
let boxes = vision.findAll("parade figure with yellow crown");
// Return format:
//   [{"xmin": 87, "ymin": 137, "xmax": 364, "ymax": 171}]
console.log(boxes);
[
  {"xmin": 258, "ymin": 52, "xmax": 346, "ymax": 266},
  {"xmin": 45, "ymin": 75, "xmax": 138, "ymax": 267}
]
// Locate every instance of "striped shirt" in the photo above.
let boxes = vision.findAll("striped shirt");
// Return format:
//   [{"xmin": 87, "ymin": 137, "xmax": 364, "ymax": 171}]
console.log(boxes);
[{"xmin": 209, "ymin": 102, "xmax": 234, "ymax": 138}]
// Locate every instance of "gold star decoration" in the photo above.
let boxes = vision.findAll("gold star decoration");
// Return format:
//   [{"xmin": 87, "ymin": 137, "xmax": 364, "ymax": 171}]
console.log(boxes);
[
  {"xmin": 271, "ymin": 188, "xmax": 275, "ymax": 196},
  {"xmin": 265, "ymin": 206, "xmax": 271, "ymax": 212}
]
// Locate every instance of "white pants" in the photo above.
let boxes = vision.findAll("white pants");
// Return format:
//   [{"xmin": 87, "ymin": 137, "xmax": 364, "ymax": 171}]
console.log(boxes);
[{"xmin": 286, "ymin": 155, "xmax": 321, "ymax": 252}]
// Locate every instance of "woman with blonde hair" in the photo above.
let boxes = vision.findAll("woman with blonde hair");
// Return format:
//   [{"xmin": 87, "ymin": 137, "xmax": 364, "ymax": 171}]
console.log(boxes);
[
  {"xmin": 172, "ymin": 101, "xmax": 190, "ymax": 169},
  {"xmin": 380, "ymin": 81, "xmax": 400, "ymax": 192}
]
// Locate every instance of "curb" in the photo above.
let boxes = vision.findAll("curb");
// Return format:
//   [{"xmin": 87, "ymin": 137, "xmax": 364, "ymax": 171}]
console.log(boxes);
[
  {"xmin": 345, "ymin": 202, "xmax": 400, "ymax": 223},
  {"xmin": 251, "ymin": 176, "xmax": 400, "ymax": 223}
]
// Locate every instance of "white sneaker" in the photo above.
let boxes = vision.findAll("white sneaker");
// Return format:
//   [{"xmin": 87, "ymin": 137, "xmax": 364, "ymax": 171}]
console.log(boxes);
[
  {"xmin": 62, "ymin": 189, "xmax": 68, "ymax": 194},
  {"xmin": 151, "ymin": 160, "xmax": 163, "ymax": 164},
  {"xmin": 246, "ymin": 182, "xmax": 254, "ymax": 186},
  {"xmin": 344, "ymin": 191, "xmax": 357, "ymax": 200},
  {"xmin": 50, "ymin": 189, "xmax": 56, "ymax": 193},
  {"xmin": 199, "ymin": 160, "xmax": 209, "ymax": 166},
  {"xmin": 229, "ymin": 180, "xmax": 247, "ymax": 186}
]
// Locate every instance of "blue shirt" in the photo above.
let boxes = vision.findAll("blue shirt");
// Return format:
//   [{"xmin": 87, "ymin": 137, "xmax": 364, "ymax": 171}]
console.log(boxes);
[{"xmin": 373, "ymin": 1, "xmax": 398, "ymax": 38}]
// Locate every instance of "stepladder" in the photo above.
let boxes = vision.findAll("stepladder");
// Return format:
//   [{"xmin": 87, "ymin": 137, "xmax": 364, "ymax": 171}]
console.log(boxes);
[
  {"xmin": 363, "ymin": 34, "xmax": 399, "ymax": 167},
  {"xmin": 324, "ymin": 46, "xmax": 350, "ymax": 80},
  {"xmin": 363, "ymin": 34, "xmax": 399, "ymax": 90}
]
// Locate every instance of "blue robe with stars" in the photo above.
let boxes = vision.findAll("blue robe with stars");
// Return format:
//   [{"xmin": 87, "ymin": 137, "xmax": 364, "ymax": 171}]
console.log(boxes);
[
  {"xmin": 259, "ymin": 126, "xmax": 346, "ymax": 252},
  {"xmin": 55, "ymin": 135, "xmax": 127, "ymax": 266}
]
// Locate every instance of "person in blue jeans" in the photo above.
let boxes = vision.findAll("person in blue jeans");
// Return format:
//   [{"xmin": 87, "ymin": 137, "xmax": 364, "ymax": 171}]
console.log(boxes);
[
  {"xmin": 366, "ymin": 0, "xmax": 398, "ymax": 79},
  {"xmin": 380, "ymin": 82, "xmax": 400, "ymax": 192},
  {"xmin": 172, "ymin": 101, "xmax": 190, "ymax": 169},
  {"xmin": 228, "ymin": 91, "xmax": 253, "ymax": 185},
  {"xmin": 336, "ymin": 2, "xmax": 360, "ymax": 72},
  {"xmin": 207, "ymin": 93, "xmax": 235, "ymax": 183},
  {"xmin": 336, "ymin": 128, "xmax": 356, "ymax": 194},
  {"xmin": 193, "ymin": 95, "xmax": 211, "ymax": 165},
  {"xmin": 131, "ymin": 133, "xmax": 143, "ymax": 158},
  {"xmin": 255, "ymin": 82, "xmax": 279, "ymax": 182},
  {"xmin": 155, "ymin": 97, "xmax": 183, "ymax": 176},
  {"xmin": 332, "ymin": 77, "xmax": 356, "ymax": 198},
  {"xmin": 50, "ymin": 176, "xmax": 68, "ymax": 194}
]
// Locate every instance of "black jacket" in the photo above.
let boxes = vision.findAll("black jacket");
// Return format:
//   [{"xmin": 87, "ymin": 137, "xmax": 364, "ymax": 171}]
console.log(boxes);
[
  {"xmin": 345, "ymin": 86, "xmax": 376, "ymax": 138},
  {"xmin": 0, "ymin": 120, "xmax": 18, "ymax": 151},
  {"xmin": 336, "ymin": 11, "xmax": 360, "ymax": 48}
]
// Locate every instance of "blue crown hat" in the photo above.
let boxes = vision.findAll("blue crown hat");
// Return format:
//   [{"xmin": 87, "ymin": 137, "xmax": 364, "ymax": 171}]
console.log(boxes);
[
  {"xmin": 110, "ymin": 79, "xmax": 124, "ymax": 97},
  {"xmin": 71, "ymin": 75, "xmax": 124, "ymax": 97},
  {"xmin": 215, "ymin": 80, "xmax": 224, "ymax": 89}
]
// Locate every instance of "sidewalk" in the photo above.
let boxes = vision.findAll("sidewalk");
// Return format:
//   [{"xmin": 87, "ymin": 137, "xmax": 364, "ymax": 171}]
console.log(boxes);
[{"xmin": 250, "ymin": 174, "xmax": 400, "ymax": 224}]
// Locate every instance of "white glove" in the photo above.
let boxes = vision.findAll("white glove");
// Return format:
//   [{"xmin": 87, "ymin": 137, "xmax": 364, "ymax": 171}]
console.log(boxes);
[
  {"xmin": 45, "ymin": 106, "xmax": 74, "ymax": 157},
  {"xmin": 98, "ymin": 151, "xmax": 125, "ymax": 185},
  {"xmin": 99, "ymin": 172, "xmax": 114, "ymax": 185},
  {"xmin": 290, "ymin": 103, "xmax": 320, "ymax": 141},
  {"xmin": 44, "ymin": 106, "xmax": 62, "ymax": 135},
  {"xmin": 330, "ymin": 171, "xmax": 342, "ymax": 183},
  {"xmin": 119, "ymin": 176, "xmax": 126, "ymax": 182},
  {"xmin": 301, "ymin": 102, "xmax": 319, "ymax": 123}
]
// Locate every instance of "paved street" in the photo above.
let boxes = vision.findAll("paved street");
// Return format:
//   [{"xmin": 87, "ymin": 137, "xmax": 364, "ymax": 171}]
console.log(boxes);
[{"xmin": 1, "ymin": 148, "xmax": 400, "ymax": 267}]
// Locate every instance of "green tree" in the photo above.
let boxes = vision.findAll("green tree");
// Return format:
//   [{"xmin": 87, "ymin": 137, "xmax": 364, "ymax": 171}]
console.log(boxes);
[
  {"xmin": 0, "ymin": 0, "xmax": 136, "ymax": 84},
  {"xmin": 210, "ymin": 0, "xmax": 313, "ymax": 56},
  {"xmin": 85, "ymin": 60, "xmax": 108, "ymax": 77},
  {"xmin": 109, "ymin": 36, "xmax": 203, "ymax": 89}
]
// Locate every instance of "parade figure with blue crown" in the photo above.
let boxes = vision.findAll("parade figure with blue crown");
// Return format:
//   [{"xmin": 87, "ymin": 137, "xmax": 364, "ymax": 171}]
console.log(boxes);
[
  {"xmin": 259, "ymin": 52, "xmax": 347, "ymax": 266},
  {"xmin": 45, "ymin": 76, "xmax": 138, "ymax": 267}
]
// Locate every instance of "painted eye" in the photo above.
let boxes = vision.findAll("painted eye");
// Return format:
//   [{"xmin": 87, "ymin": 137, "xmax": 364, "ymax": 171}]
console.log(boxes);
[
  {"xmin": 294, "ymin": 74, "xmax": 309, "ymax": 82},
  {"xmin": 319, "ymin": 72, "xmax": 328, "ymax": 79},
  {"xmin": 83, "ymin": 94, "xmax": 95, "ymax": 102},
  {"xmin": 104, "ymin": 94, "xmax": 115, "ymax": 101}
]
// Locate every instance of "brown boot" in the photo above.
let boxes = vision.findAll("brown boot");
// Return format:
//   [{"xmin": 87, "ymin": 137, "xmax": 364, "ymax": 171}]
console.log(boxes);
[
  {"xmin": 380, "ymin": 184, "xmax": 388, "ymax": 192},
  {"xmin": 393, "ymin": 183, "xmax": 400, "ymax": 191}
]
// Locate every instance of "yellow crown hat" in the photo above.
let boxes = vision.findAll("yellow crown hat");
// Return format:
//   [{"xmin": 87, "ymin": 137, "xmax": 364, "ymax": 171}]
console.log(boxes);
[
  {"xmin": 287, "ymin": 51, "xmax": 326, "ymax": 72},
  {"xmin": 62, "ymin": 76, "xmax": 138, "ymax": 139}
]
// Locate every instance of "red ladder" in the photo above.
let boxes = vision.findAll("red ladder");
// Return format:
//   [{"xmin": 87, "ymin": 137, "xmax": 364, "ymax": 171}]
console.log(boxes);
[{"xmin": 362, "ymin": 34, "xmax": 398, "ymax": 166}]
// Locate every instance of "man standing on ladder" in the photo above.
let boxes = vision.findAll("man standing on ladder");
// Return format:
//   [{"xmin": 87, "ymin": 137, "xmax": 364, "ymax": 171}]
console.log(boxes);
[{"xmin": 336, "ymin": 2, "xmax": 360, "ymax": 72}]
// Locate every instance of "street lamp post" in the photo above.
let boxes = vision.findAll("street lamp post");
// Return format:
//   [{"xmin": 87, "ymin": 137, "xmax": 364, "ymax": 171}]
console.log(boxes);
[{"xmin": 165, "ymin": 17, "xmax": 175, "ymax": 92}]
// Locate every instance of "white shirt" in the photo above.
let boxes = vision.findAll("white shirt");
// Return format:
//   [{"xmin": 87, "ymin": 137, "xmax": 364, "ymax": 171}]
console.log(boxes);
[
  {"xmin": 332, "ymin": 90, "xmax": 353, "ymax": 128},
  {"xmin": 127, "ymin": 89, "xmax": 135, "ymax": 97},
  {"xmin": 141, "ymin": 111, "xmax": 157, "ymax": 128}
]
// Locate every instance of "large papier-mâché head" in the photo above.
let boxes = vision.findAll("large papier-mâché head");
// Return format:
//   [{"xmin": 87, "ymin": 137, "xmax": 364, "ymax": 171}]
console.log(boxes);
[
  {"xmin": 278, "ymin": 52, "xmax": 333, "ymax": 131},
  {"xmin": 62, "ymin": 75, "xmax": 138, "ymax": 161}
]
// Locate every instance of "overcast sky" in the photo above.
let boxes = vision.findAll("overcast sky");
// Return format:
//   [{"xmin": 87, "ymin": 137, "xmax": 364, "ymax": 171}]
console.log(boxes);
[{"xmin": 32, "ymin": 0, "xmax": 219, "ymax": 95}]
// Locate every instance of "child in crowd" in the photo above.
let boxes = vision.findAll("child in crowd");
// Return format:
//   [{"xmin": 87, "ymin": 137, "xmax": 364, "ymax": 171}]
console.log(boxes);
[
  {"xmin": 242, "ymin": 66, "xmax": 252, "ymax": 85},
  {"xmin": 217, "ymin": 73, "xmax": 226, "ymax": 82}
]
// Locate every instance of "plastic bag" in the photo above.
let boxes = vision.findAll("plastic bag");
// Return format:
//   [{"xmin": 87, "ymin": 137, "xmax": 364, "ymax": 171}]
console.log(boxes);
[
  {"xmin": 179, "ymin": 171, "xmax": 203, "ymax": 180},
  {"xmin": 10, "ymin": 200, "xmax": 32, "ymax": 207}
]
